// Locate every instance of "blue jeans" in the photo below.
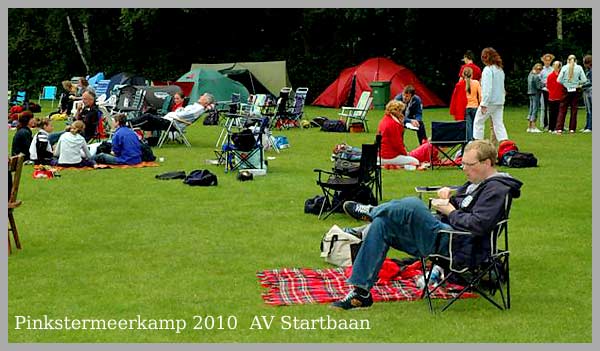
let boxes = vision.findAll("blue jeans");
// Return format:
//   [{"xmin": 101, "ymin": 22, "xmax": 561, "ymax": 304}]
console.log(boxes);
[
  {"xmin": 348, "ymin": 197, "xmax": 452, "ymax": 290},
  {"xmin": 528, "ymin": 94, "xmax": 540, "ymax": 122},
  {"xmin": 95, "ymin": 153, "xmax": 122, "ymax": 165},
  {"xmin": 583, "ymin": 90, "xmax": 592, "ymax": 130},
  {"xmin": 465, "ymin": 107, "xmax": 477, "ymax": 141}
]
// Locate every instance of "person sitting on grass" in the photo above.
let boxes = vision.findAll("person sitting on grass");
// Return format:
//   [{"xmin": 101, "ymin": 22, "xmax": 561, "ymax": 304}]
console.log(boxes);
[
  {"xmin": 11, "ymin": 111, "xmax": 36, "ymax": 161},
  {"xmin": 74, "ymin": 90, "xmax": 100, "ymax": 142},
  {"xmin": 129, "ymin": 93, "xmax": 214, "ymax": 133},
  {"xmin": 53, "ymin": 120, "xmax": 94, "ymax": 168},
  {"xmin": 29, "ymin": 118, "xmax": 54, "ymax": 165},
  {"xmin": 94, "ymin": 114, "xmax": 142, "ymax": 165},
  {"xmin": 378, "ymin": 100, "xmax": 420, "ymax": 166},
  {"xmin": 331, "ymin": 139, "xmax": 522, "ymax": 310}
]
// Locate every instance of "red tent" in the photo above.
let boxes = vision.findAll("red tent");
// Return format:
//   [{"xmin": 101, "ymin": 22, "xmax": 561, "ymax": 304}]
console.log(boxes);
[{"xmin": 312, "ymin": 57, "xmax": 445, "ymax": 108}]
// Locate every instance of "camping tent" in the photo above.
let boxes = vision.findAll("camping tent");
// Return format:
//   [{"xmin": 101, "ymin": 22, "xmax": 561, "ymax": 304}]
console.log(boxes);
[
  {"xmin": 190, "ymin": 61, "xmax": 291, "ymax": 97},
  {"xmin": 176, "ymin": 68, "xmax": 250, "ymax": 103},
  {"xmin": 107, "ymin": 72, "xmax": 147, "ymax": 96},
  {"xmin": 312, "ymin": 57, "xmax": 445, "ymax": 108}
]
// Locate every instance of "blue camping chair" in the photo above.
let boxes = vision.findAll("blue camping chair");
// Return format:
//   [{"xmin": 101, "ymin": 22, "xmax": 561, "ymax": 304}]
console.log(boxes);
[
  {"xmin": 12, "ymin": 91, "xmax": 27, "ymax": 106},
  {"xmin": 38, "ymin": 86, "xmax": 58, "ymax": 109}
]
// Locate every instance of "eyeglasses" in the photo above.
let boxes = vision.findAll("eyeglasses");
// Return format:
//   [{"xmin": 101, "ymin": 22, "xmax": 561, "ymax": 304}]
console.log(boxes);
[{"xmin": 462, "ymin": 160, "xmax": 482, "ymax": 168}]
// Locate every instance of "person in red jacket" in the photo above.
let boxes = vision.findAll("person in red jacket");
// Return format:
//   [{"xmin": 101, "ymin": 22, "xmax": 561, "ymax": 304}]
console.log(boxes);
[
  {"xmin": 546, "ymin": 61, "xmax": 566, "ymax": 133},
  {"xmin": 377, "ymin": 100, "xmax": 419, "ymax": 166},
  {"xmin": 458, "ymin": 50, "xmax": 482, "ymax": 81}
]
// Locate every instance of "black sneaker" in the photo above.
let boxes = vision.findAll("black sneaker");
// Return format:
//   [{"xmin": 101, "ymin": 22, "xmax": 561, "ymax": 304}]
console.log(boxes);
[
  {"xmin": 343, "ymin": 201, "xmax": 374, "ymax": 221},
  {"xmin": 331, "ymin": 290, "xmax": 373, "ymax": 310}
]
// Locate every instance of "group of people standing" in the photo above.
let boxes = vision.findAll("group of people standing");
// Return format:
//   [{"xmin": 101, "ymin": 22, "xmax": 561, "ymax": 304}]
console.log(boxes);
[{"xmin": 533, "ymin": 53, "xmax": 591, "ymax": 134}]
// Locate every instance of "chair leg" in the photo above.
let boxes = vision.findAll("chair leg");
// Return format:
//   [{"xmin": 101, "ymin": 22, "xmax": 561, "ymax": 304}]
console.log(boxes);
[
  {"xmin": 8, "ymin": 233, "xmax": 11, "ymax": 255},
  {"xmin": 420, "ymin": 258, "xmax": 434, "ymax": 313},
  {"xmin": 8, "ymin": 211, "xmax": 21, "ymax": 249}
]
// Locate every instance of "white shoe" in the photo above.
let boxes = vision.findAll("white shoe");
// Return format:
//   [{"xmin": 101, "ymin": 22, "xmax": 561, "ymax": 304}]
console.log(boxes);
[
  {"xmin": 569, "ymin": 130, "xmax": 576, "ymax": 133},
  {"xmin": 580, "ymin": 128, "xmax": 587, "ymax": 132},
  {"xmin": 530, "ymin": 128, "xmax": 542, "ymax": 133},
  {"xmin": 582, "ymin": 129, "xmax": 592, "ymax": 133},
  {"xmin": 526, "ymin": 128, "xmax": 532, "ymax": 133}
]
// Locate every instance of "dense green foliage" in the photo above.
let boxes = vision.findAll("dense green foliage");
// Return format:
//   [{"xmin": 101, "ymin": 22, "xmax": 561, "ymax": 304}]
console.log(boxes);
[
  {"xmin": 8, "ymin": 102, "xmax": 592, "ymax": 342},
  {"xmin": 8, "ymin": 8, "xmax": 591, "ymax": 106}
]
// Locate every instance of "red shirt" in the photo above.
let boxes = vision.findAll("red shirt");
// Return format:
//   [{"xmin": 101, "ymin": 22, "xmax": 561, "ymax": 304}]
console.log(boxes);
[
  {"xmin": 377, "ymin": 113, "xmax": 408, "ymax": 159},
  {"xmin": 546, "ymin": 71, "xmax": 566, "ymax": 101},
  {"xmin": 170, "ymin": 101, "xmax": 184, "ymax": 112},
  {"xmin": 459, "ymin": 63, "xmax": 482, "ymax": 81}
]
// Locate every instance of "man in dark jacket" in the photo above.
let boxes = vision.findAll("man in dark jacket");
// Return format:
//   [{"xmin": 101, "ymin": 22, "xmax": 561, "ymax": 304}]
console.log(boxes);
[
  {"xmin": 394, "ymin": 85, "xmax": 428, "ymax": 145},
  {"xmin": 75, "ymin": 90, "xmax": 99, "ymax": 142},
  {"xmin": 332, "ymin": 139, "xmax": 522, "ymax": 310}
]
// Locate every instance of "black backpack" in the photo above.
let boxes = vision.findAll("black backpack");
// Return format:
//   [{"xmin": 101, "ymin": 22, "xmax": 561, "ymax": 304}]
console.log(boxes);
[
  {"xmin": 304, "ymin": 195, "xmax": 330, "ymax": 215},
  {"xmin": 504, "ymin": 151, "xmax": 538, "ymax": 168},
  {"xmin": 140, "ymin": 140, "xmax": 156, "ymax": 162},
  {"xmin": 203, "ymin": 109, "xmax": 219, "ymax": 125},
  {"xmin": 183, "ymin": 169, "xmax": 218, "ymax": 186}
]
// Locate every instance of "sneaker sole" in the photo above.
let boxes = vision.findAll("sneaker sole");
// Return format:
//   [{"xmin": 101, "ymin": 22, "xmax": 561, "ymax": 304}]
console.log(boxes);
[{"xmin": 329, "ymin": 304, "xmax": 372, "ymax": 310}]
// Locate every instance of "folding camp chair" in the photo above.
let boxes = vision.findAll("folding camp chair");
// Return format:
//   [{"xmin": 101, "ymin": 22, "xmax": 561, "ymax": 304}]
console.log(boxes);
[
  {"xmin": 429, "ymin": 120, "xmax": 468, "ymax": 170},
  {"xmin": 419, "ymin": 193, "xmax": 514, "ymax": 313},
  {"xmin": 8, "ymin": 154, "xmax": 24, "ymax": 254},
  {"xmin": 224, "ymin": 117, "xmax": 268, "ymax": 173},
  {"xmin": 339, "ymin": 91, "xmax": 372, "ymax": 132},
  {"xmin": 38, "ymin": 86, "xmax": 57, "ymax": 109},
  {"xmin": 12, "ymin": 90, "xmax": 27, "ymax": 106},
  {"xmin": 95, "ymin": 79, "xmax": 111, "ymax": 98},
  {"xmin": 156, "ymin": 111, "xmax": 204, "ymax": 148},
  {"xmin": 313, "ymin": 135, "xmax": 381, "ymax": 220},
  {"xmin": 215, "ymin": 93, "xmax": 244, "ymax": 148}
]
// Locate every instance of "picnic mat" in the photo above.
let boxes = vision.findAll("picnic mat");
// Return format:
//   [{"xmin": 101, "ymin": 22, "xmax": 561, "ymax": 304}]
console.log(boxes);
[
  {"xmin": 52, "ymin": 161, "xmax": 160, "ymax": 171},
  {"xmin": 257, "ymin": 260, "xmax": 476, "ymax": 306}
]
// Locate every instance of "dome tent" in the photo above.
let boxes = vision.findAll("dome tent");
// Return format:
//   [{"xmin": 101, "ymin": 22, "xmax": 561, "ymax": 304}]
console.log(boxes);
[
  {"xmin": 312, "ymin": 57, "xmax": 445, "ymax": 108},
  {"xmin": 177, "ymin": 68, "xmax": 249, "ymax": 103}
]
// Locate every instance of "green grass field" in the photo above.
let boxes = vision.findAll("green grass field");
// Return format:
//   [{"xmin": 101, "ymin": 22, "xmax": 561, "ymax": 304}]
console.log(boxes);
[{"xmin": 7, "ymin": 102, "xmax": 592, "ymax": 343}]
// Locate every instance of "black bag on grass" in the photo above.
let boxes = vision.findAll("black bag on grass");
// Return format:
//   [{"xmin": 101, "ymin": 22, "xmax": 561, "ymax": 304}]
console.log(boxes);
[
  {"xmin": 503, "ymin": 151, "xmax": 538, "ymax": 168},
  {"xmin": 305, "ymin": 195, "xmax": 330, "ymax": 215},
  {"xmin": 183, "ymin": 169, "xmax": 218, "ymax": 186},
  {"xmin": 321, "ymin": 119, "xmax": 347, "ymax": 133}
]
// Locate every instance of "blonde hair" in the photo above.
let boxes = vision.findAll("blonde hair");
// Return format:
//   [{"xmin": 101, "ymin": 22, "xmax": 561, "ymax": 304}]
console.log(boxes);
[
  {"xmin": 567, "ymin": 54, "xmax": 577, "ymax": 81},
  {"xmin": 532, "ymin": 63, "xmax": 543, "ymax": 71},
  {"xmin": 385, "ymin": 99, "xmax": 405, "ymax": 117},
  {"xmin": 62, "ymin": 80, "xmax": 73, "ymax": 91},
  {"xmin": 464, "ymin": 139, "xmax": 497, "ymax": 165},
  {"xmin": 462, "ymin": 66, "xmax": 473, "ymax": 94},
  {"xmin": 70, "ymin": 120, "xmax": 85, "ymax": 135}
]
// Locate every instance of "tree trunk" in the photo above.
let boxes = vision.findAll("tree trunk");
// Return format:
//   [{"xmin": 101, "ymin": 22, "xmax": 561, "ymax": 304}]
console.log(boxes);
[
  {"xmin": 66, "ymin": 15, "xmax": 90, "ymax": 74},
  {"xmin": 556, "ymin": 8, "xmax": 563, "ymax": 40},
  {"xmin": 82, "ymin": 20, "xmax": 91, "ymax": 58}
]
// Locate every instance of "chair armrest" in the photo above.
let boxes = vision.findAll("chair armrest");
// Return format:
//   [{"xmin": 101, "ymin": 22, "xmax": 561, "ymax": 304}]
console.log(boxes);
[
  {"xmin": 171, "ymin": 116, "xmax": 192, "ymax": 125},
  {"xmin": 438, "ymin": 228, "xmax": 473, "ymax": 236}
]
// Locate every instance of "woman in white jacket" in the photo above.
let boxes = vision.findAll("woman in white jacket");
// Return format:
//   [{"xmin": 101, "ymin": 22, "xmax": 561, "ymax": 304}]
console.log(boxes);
[
  {"xmin": 472, "ymin": 47, "xmax": 509, "ymax": 143},
  {"xmin": 53, "ymin": 120, "xmax": 94, "ymax": 167}
]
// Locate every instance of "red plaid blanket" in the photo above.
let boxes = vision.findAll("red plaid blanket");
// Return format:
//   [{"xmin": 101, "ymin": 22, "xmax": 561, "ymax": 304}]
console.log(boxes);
[{"xmin": 257, "ymin": 267, "xmax": 476, "ymax": 306}]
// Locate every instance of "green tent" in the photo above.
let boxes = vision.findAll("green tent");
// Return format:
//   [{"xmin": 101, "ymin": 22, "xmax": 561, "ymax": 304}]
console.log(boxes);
[{"xmin": 176, "ymin": 68, "xmax": 249, "ymax": 103}]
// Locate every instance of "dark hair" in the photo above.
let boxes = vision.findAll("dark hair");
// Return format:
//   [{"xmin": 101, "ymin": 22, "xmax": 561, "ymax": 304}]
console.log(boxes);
[
  {"xmin": 403, "ymin": 85, "xmax": 416, "ymax": 95},
  {"xmin": 37, "ymin": 118, "xmax": 50, "ymax": 129},
  {"xmin": 17, "ymin": 111, "xmax": 33, "ymax": 128},
  {"xmin": 464, "ymin": 50, "xmax": 475, "ymax": 61},
  {"xmin": 114, "ymin": 113, "xmax": 128, "ymax": 126},
  {"xmin": 583, "ymin": 55, "xmax": 592, "ymax": 65},
  {"xmin": 174, "ymin": 92, "xmax": 185, "ymax": 100}
]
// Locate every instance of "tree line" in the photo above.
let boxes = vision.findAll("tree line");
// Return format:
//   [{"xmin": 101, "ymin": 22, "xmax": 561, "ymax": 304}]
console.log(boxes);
[{"xmin": 8, "ymin": 8, "xmax": 591, "ymax": 106}]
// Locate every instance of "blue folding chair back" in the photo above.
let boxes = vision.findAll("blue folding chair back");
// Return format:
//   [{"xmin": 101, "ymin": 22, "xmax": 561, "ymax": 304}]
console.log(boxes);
[{"xmin": 39, "ymin": 86, "xmax": 57, "ymax": 109}]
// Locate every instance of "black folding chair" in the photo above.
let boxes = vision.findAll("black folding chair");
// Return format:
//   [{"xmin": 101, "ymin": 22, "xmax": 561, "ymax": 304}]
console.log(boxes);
[
  {"xmin": 429, "ymin": 120, "xmax": 468, "ymax": 170},
  {"xmin": 313, "ymin": 135, "xmax": 381, "ymax": 220},
  {"xmin": 420, "ymin": 193, "xmax": 514, "ymax": 313}
]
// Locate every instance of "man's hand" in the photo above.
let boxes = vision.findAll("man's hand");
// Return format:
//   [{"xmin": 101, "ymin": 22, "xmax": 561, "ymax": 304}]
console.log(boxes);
[
  {"xmin": 437, "ymin": 187, "xmax": 455, "ymax": 199},
  {"xmin": 433, "ymin": 202, "xmax": 456, "ymax": 216},
  {"xmin": 410, "ymin": 120, "xmax": 420, "ymax": 127}
]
